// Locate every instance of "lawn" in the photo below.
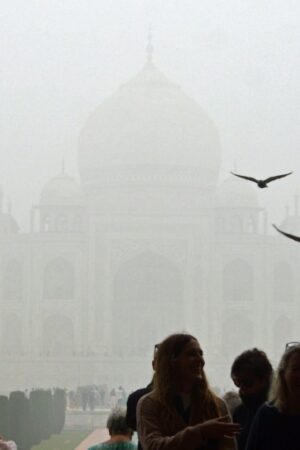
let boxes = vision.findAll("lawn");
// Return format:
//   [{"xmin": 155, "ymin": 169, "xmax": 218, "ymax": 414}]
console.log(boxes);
[{"xmin": 31, "ymin": 430, "xmax": 91, "ymax": 450}]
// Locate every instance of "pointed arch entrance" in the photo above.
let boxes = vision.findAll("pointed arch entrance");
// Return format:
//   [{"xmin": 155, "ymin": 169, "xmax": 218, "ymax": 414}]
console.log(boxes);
[
  {"xmin": 113, "ymin": 252, "xmax": 184, "ymax": 356},
  {"xmin": 43, "ymin": 315, "xmax": 74, "ymax": 356}
]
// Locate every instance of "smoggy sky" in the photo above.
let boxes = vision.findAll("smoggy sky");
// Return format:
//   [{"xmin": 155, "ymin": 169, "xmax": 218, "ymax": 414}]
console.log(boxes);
[{"xmin": 1, "ymin": 0, "xmax": 300, "ymax": 229}]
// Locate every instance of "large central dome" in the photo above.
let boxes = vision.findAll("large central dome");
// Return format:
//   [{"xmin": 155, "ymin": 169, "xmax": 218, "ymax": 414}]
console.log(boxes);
[{"xmin": 78, "ymin": 60, "xmax": 221, "ymax": 188}]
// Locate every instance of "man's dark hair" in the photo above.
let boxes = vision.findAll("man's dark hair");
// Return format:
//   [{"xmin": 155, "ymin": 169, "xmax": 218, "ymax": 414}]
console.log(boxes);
[{"xmin": 231, "ymin": 348, "xmax": 273, "ymax": 380}]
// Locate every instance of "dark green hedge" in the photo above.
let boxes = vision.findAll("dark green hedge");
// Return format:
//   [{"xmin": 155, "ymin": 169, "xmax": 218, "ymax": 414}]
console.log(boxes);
[
  {"xmin": 9, "ymin": 391, "xmax": 32, "ymax": 450},
  {"xmin": 52, "ymin": 388, "xmax": 66, "ymax": 434},
  {"xmin": 0, "ymin": 395, "xmax": 9, "ymax": 438},
  {"xmin": 0, "ymin": 388, "xmax": 66, "ymax": 450}
]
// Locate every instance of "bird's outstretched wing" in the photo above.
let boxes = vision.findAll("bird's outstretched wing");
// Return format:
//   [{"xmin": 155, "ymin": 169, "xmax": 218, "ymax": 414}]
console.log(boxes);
[
  {"xmin": 273, "ymin": 224, "xmax": 300, "ymax": 242},
  {"xmin": 265, "ymin": 172, "xmax": 293, "ymax": 184},
  {"xmin": 230, "ymin": 172, "xmax": 258, "ymax": 183}
]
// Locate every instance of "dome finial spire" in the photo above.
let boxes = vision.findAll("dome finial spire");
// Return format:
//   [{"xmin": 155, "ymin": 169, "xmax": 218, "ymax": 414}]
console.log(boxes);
[{"xmin": 146, "ymin": 26, "xmax": 153, "ymax": 63}]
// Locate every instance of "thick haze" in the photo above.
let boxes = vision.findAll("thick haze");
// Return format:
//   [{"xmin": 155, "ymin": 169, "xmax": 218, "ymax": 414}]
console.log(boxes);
[
  {"xmin": 1, "ymin": 0, "xmax": 300, "ymax": 229},
  {"xmin": 1, "ymin": 1, "xmax": 300, "ymax": 403}
]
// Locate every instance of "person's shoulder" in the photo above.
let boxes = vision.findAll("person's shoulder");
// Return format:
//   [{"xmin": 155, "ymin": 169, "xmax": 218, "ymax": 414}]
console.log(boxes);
[
  {"xmin": 249, "ymin": 402, "xmax": 280, "ymax": 425},
  {"xmin": 127, "ymin": 387, "xmax": 150, "ymax": 402},
  {"xmin": 138, "ymin": 390, "xmax": 157, "ymax": 404},
  {"xmin": 126, "ymin": 443, "xmax": 137, "ymax": 449},
  {"xmin": 257, "ymin": 402, "xmax": 279, "ymax": 416},
  {"xmin": 88, "ymin": 445, "xmax": 102, "ymax": 450},
  {"xmin": 137, "ymin": 390, "xmax": 159, "ymax": 412}
]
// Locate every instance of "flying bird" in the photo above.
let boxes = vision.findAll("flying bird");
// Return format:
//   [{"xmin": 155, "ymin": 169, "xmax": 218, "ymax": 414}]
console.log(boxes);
[
  {"xmin": 230, "ymin": 171, "xmax": 293, "ymax": 188},
  {"xmin": 273, "ymin": 224, "xmax": 300, "ymax": 243}
]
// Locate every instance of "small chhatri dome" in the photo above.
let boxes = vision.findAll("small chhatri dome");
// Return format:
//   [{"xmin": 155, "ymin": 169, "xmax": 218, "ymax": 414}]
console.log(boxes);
[
  {"xmin": 78, "ymin": 54, "xmax": 221, "ymax": 189},
  {"xmin": 0, "ymin": 189, "xmax": 19, "ymax": 233},
  {"xmin": 40, "ymin": 167, "xmax": 84, "ymax": 206},
  {"xmin": 217, "ymin": 176, "xmax": 259, "ymax": 208}
]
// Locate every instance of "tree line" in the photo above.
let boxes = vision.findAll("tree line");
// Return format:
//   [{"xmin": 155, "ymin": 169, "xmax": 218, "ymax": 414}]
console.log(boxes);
[{"xmin": 0, "ymin": 388, "xmax": 66, "ymax": 450}]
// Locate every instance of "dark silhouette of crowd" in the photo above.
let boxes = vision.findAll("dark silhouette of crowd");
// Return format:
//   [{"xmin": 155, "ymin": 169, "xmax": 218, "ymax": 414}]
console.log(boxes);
[
  {"xmin": 44, "ymin": 334, "xmax": 299, "ymax": 450},
  {"xmin": 117, "ymin": 334, "xmax": 299, "ymax": 450},
  {"xmin": 1, "ymin": 333, "xmax": 295, "ymax": 450}
]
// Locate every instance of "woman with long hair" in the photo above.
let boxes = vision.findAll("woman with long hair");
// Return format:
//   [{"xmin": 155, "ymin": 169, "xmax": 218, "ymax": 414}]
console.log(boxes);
[
  {"xmin": 245, "ymin": 344, "xmax": 300, "ymax": 450},
  {"xmin": 137, "ymin": 333, "xmax": 240, "ymax": 449}
]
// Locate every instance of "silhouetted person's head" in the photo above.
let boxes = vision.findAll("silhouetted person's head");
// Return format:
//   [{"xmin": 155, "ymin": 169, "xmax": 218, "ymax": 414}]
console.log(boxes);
[
  {"xmin": 107, "ymin": 408, "xmax": 133, "ymax": 439},
  {"xmin": 154, "ymin": 333, "xmax": 220, "ymax": 419},
  {"xmin": 154, "ymin": 333, "xmax": 204, "ymax": 391},
  {"xmin": 231, "ymin": 348, "xmax": 273, "ymax": 404},
  {"xmin": 271, "ymin": 345, "xmax": 300, "ymax": 413}
]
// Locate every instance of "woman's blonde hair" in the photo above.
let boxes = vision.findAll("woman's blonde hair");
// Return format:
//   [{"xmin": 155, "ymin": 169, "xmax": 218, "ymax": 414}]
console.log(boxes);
[
  {"xmin": 270, "ymin": 345, "xmax": 300, "ymax": 412},
  {"xmin": 153, "ymin": 333, "xmax": 220, "ymax": 421}
]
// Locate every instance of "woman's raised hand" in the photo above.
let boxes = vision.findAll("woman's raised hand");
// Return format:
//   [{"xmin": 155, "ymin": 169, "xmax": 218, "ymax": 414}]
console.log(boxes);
[{"xmin": 199, "ymin": 415, "xmax": 241, "ymax": 439}]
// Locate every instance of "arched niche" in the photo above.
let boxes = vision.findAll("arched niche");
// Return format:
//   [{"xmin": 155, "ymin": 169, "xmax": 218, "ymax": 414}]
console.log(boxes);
[
  {"xmin": 230, "ymin": 215, "xmax": 243, "ymax": 232},
  {"xmin": 113, "ymin": 252, "xmax": 184, "ymax": 356},
  {"xmin": 43, "ymin": 258, "xmax": 75, "ymax": 300},
  {"xmin": 2, "ymin": 260, "xmax": 22, "ymax": 301},
  {"xmin": 273, "ymin": 262, "xmax": 293, "ymax": 303},
  {"xmin": 73, "ymin": 215, "xmax": 83, "ymax": 232},
  {"xmin": 223, "ymin": 259, "xmax": 254, "ymax": 302},
  {"xmin": 42, "ymin": 315, "xmax": 74, "ymax": 356},
  {"xmin": 55, "ymin": 214, "xmax": 68, "ymax": 232},
  {"xmin": 247, "ymin": 216, "xmax": 256, "ymax": 233},
  {"xmin": 41, "ymin": 214, "xmax": 51, "ymax": 232}
]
